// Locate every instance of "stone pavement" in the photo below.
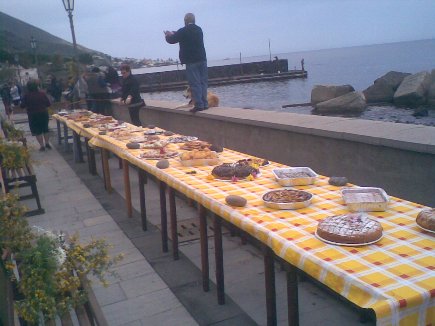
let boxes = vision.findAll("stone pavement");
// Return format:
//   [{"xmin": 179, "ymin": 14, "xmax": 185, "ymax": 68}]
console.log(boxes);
[{"xmin": 3, "ymin": 109, "xmax": 373, "ymax": 326}]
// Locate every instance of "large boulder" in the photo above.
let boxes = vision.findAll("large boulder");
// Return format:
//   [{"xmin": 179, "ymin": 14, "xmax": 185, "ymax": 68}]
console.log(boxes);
[
  {"xmin": 427, "ymin": 69, "xmax": 435, "ymax": 107},
  {"xmin": 311, "ymin": 85, "xmax": 354, "ymax": 105},
  {"xmin": 363, "ymin": 79, "xmax": 395, "ymax": 103},
  {"xmin": 363, "ymin": 71, "xmax": 411, "ymax": 103},
  {"xmin": 374, "ymin": 71, "xmax": 411, "ymax": 90},
  {"xmin": 315, "ymin": 91, "xmax": 366, "ymax": 113},
  {"xmin": 393, "ymin": 71, "xmax": 431, "ymax": 107}
]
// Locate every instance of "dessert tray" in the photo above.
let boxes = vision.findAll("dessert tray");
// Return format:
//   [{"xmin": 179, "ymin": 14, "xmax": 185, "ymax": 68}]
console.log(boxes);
[
  {"xmin": 139, "ymin": 150, "xmax": 178, "ymax": 160},
  {"xmin": 262, "ymin": 189, "xmax": 312, "ymax": 209},
  {"xmin": 130, "ymin": 135, "xmax": 160, "ymax": 143},
  {"xmin": 342, "ymin": 187, "xmax": 389, "ymax": 212},
  {"xmin": 314, "ymin": 231, "xmax": 383, "ymax": 246},
  {"xmin": 180, "ymin": 141, "xmax": 211, "ymax": 150},
  {"xmin": 272, "ymin": 167, "xmax": 318, "ymax": 186},
  {"xmin": 167, "ymin": 136, "xmax": 198, "ymax": 143}
]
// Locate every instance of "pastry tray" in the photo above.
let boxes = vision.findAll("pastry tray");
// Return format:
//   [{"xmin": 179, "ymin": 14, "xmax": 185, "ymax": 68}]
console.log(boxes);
[
  {"xmin": 180, "ymin": 158, "xmax": 220, "ymax": 167},
  {"xmin": 272, "ymin": 167, "xmax": 318, "ymax": 186},
  {"xmin": 341, "ymin": 187, "xmax": 389, "ymax": 212},
  {"xmin": 262, "ymin": 190, "xmax": 313, "ymax": 210}
]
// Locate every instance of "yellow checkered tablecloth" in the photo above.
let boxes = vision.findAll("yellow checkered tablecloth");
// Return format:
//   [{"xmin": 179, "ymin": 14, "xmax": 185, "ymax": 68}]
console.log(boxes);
[{"xmin": 53, "ymin": 114, "xmax": 435, "ymax": 326}]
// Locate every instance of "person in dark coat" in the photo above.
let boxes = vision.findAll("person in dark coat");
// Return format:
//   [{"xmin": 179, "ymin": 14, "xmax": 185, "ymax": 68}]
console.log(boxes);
[
  {"xmin": 85, "ymin": 67, "xmax": 110, "ymax": 115},
  {"xmin": 165, "ymin": 13, "xmax": 208, "ymax": 113},
  {"xmin": 20, "ymin": 81, "xmax": 51, "ymax": 151},
  {"xmin": 105, "ymin": 66, "xmax": 121, "ymax": 98},
  {"xmin": 120, "ymin": 64, "xmax": 145, "ymax": 126}
]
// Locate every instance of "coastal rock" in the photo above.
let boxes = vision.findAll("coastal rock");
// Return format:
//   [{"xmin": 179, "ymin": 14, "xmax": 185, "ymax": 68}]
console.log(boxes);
[
  {"xmin": 363, "ymin": 79, "xmax": 395, "ymax": 103},
  {"xmin": 428, "ymin": 69, "xmax": 435, "ymax": 107},
  {"xmin": 311, "ymin": 85, "xmax": 355, "ymax": 105},
  {"xmin": 315, "ymin": 91, "xmax": 366, "ymax": 113},
  {"xmin": 374, "ymin": 71, "xmax": 411, "ymax": 90},
  {"xmin": 393, "ymin": 71, "xmax": 431, "ymax": 107}
]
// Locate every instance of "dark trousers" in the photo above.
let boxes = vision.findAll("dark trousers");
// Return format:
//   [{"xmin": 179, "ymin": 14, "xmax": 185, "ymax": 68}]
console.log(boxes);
[{"xmin": 128, "ymin": 105, "xmax": 142, "ymax": 126}]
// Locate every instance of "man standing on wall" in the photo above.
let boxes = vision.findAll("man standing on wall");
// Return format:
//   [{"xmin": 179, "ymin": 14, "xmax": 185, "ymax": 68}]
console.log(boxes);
[{"xmin": 165, "ymin": 13, "xmax": 208, "ymax": 113}]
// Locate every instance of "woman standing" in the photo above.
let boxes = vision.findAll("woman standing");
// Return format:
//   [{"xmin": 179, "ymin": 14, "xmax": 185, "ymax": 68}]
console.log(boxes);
[
  {"xmin": 120, "ymin": 64, "xmax": 145, "ymax": 126},
  {"xmin": 20, "ymin": 81, "xmax": 51, "ymax": 151}
]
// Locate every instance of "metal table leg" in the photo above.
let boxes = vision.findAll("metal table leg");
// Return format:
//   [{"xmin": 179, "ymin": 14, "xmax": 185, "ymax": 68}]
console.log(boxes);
[
  {"xmin": 264, "ymin": 246, "xmax": 277, "ymax": 326},
  {"xmin": 72, "ymin": 131, "xmax": 84, "ymax": 163},
  {"xmin": 101, "ymin": 148, "xmax": 112, "ymax": 193},
  {"xmin": 56, "ymin": 120, "xmax": 61, "ymax": 145},
  {"xmin": 286, "ymin": 264, "xmax": 299, "ymax": 326},
  {"xmin": 63, "ymin": 122, "xmax": 69, "ymax": 152}
]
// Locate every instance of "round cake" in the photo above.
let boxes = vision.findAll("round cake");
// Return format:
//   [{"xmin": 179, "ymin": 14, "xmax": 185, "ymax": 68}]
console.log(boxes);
[
  {"xmin": 211, "ymin": 163, "xmax": 258, "ymax": 180},
  {"xmin": 317, "ymin": 213, "xmax": 383, "ymax": 245},
  {"xmin": 416, "ymin": 208, "xmax": 435, "ymax": 231}
]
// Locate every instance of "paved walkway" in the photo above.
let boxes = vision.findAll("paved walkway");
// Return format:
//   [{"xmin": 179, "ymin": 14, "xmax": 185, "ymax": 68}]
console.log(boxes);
[{"xmin": 2, "ymin": 107, "xmax": 372, "ymax": 326}]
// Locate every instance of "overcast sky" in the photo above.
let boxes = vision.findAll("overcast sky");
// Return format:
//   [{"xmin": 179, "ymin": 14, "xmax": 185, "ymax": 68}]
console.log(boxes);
[{"xmin": 1, "ymin": 0, "xmax": 434, "ymax": 60}]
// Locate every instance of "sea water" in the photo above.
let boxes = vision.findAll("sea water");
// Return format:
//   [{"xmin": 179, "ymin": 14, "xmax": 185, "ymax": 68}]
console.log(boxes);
[{"xmin": 140, "ymin": 39, "xmax": 435, "ymax": 125}]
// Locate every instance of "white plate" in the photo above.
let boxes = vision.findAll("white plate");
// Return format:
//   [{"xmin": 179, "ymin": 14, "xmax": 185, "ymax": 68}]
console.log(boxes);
[
  {"xmin": 314, "ymin": 231, "xmax": 383, "ymax": 246},
  {"xmin": 416, "ymin": 224, "xmax": 435, "ymax": 234}
]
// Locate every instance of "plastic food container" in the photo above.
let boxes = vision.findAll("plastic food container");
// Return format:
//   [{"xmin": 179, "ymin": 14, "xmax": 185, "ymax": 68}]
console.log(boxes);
[
  {"xmin": 272, "ymin": 167, "xmax": 318, "ymax": 186},
  {"xmin": 262, "ymin": 189, "xmax": 313, "ymax": 210},
  {"xmin": 341, "ymin": 187, "xmax": 389, "ymax": 212}
]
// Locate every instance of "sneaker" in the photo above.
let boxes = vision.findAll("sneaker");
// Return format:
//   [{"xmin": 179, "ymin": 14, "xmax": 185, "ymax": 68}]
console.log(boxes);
[
  {"xmin": 189, "ymin": 107, "xmax": 207, "ymax": 113},
  {"xmin": 45, "ymin": 143, "xmax": 52, "ymax": 149},
  {"xmin": 39, "ymin": 146, "xmax": 45, "ymax": 152}
]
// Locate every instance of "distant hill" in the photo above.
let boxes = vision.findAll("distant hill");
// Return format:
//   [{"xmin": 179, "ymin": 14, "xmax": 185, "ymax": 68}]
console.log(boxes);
[{"xmin": 0, "ymin": 11, "xmax": 106, "ymax": 58}]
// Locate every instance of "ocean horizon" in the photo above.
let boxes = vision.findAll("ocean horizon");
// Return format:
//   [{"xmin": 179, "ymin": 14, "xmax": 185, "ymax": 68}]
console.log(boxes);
[{"xmin": 140, "ymin": 39, "xmax": 435, "ymax": 125}]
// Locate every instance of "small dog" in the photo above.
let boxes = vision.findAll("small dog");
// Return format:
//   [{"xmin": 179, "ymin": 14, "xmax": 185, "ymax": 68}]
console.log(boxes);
[{"xmin": 176, "ymin": 87, "xmax": 219, "ymax": 109}]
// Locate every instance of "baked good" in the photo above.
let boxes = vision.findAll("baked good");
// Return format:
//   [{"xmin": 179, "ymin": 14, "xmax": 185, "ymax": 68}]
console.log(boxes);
[
  {"xmin": 180, "ymin": 140, "xmax": 211, "ymax": 150},
  {"xmin": 262, "ymin": 189, "xmax": 311, "ymax": 203},
  {"xmin": 317, "ymin": 213, "xmax": 383, "ymax": 245},
  {"xmin": 180, "ymin": 149, "xmax": 217, "ymax": 160},
  {"xmin": 211, "ymin": 163, "xmax": 258, "ymax": 180},
  {"xmin": 416, "ymin": 208, "xmax": 435, "ymax": 231}
]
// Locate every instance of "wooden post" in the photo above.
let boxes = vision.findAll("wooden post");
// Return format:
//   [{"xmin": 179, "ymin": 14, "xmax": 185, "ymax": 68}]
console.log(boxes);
[
  {"xmin": 168, "ymin": 187, "xmax": 179, "ymax": 260},
  {"xmin": 160, "ymin": 181, "xmax": 168, "ymax": 252},
  {"xmin": 213, "ymin": 214, "xmax": 225, "ymax": 305},
  {"xmin": 264, "ymin": 246, "xmax": 277, "ymax": 326},
  {"xmin": 56, "ymin": 119, "xmax": 62, "ymax": 145},
  {"xmin": 100, "ymin": 149, "xmax": 112, "ymax": 193},
  {"xmin": 122, "ymin": 159, "xmax": 132, "ymax": 218},
  {"xmin": 199, "ymin": 205, "xmax": 209, "ymax": 292},
  {"xmin": 138, "ymin": 169, "xmax": 147, "ymax": 231},
  {"xmin": 286, "ymin": 264, "xmax": 299, "ymax": 326}
]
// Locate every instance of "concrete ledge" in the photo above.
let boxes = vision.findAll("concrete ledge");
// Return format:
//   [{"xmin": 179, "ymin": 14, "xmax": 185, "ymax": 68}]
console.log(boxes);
[{"xmin": 111, "ymin": 99, "xmax": 435, "ymax": 206}]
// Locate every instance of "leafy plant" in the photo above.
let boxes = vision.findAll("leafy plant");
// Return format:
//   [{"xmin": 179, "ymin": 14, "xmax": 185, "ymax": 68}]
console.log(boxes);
[
  {"xmin": 1, "ymin": 121, "xmax": 25, "ymax": 140},
  {"xmin": 0, "ymin": 141, "xmax": 30, "ymax": 169}
]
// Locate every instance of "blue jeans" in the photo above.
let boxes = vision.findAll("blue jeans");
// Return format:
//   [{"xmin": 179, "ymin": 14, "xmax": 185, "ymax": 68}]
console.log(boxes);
[{"xmin": 186, "ymin": 61, "xmax": 208, "ymax": 109}]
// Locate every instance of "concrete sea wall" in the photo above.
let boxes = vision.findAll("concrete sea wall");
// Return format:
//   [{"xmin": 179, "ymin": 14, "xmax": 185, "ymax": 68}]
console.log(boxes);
[{"xmin": 111, "ymin": 100, "xmax": 435, "ymax": 207}]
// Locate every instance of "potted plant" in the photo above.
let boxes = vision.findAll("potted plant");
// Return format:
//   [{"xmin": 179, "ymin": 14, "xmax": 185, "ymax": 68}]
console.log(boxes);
[{"xmin": 0, "ymin": 141, "xmax": 30, "ymax": 170}]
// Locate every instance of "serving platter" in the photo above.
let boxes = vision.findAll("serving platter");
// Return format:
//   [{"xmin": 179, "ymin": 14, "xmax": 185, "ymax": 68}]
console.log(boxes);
[
  {"xmin": 342, "ymin": 187, "xmax": 389, "ymax": 212},
  {"xmin": 314, "ymin": 231, "xmax": 383, "ymax": 246},
  {"xmin": 416, "ymin": 224, "xmax": 435, "ymax": 234}
]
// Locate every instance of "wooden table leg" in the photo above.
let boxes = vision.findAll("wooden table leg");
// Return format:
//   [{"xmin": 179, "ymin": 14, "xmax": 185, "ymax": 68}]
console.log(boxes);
[
  {"xmin": 122, "ymin": 159, "xmax": 132, "ymax": 218},
  {"xmin": 168, "ymin": 187, "xmax": 179, "ymax": 260},
  {"xmin": 264, "ymin": 246, "xmax": 277, "ymax": 326},
  {"xmin": 63, "ymin": 122, "xmax": 69, "ymax": 152},
  {"xmin": 101, "ymin": 149, "xmax": 112, "ymax": 193},
  {"xmin": 286, "ymin": 264, "xmax": 299, "ymax": 326},
  {"xmin": 213, "ymin": 214, "xmax": 225, "ymax": 305},
  {"xmin": 138, "ymin": 170, "xmax": 147, "ymax": 231},
  {"xmin": 56, "ymin": 120, "xmax": 61, "ymax": 145},
  {"xmin": 199, "ymin": 205, "xmax": 209, "ymax": 292},
  {"xmin": 160, "ymin": 181, "xmax": 168, "ymax": 252}
]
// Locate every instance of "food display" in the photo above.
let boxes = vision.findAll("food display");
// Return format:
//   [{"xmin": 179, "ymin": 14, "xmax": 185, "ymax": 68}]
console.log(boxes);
[
  {"xmin": 416, "ymin": 208, "xmax": 435, "ymax": 232},
  {"xmin": 180, "ymin": 140, "xmax": 211, "ymax": 151},
  {"xmin": 109, "ymin": 129, "xmax": 134, "ymax": 140},
  {"xmin": 179, "ymin": 149, "xmax": 219, "ymax": 166},
  {"xmin": 130, "ymin": 135, "xmax": 160, "ymax": 143},
  {"xmin": 262, "ymin": 189, "xmax": 312, "ymax": 209},
  {"xmin": 316, "ymin": 213, "xmax": 383, "ymax": 245},
  {"xmin": 237, "ymin": 158, "xmax": 269, "ymax": 167},
  {"xmin": 272, "ymin": 167, "xmax": 317, "ymax": 186},
  {"xmin": 342, "ymin": 187, "xmax": 389, "ymax": 212},
  {"xmin": 167, "ymin": 136, "xmax": 198, "ymax": 143},
  {"xmin": 211, "ymin": 163, "xmax": 259, "ymax": 180},
  {"xmin": 139, "ymin": 149, "xmax": 178, "ymax": 160}
]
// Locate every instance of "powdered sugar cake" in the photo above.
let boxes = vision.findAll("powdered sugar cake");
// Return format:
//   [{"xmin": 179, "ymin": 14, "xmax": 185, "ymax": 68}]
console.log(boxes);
[{"xmin": 317, "ymin": 213, "xmax": 383, "ymax": 245}]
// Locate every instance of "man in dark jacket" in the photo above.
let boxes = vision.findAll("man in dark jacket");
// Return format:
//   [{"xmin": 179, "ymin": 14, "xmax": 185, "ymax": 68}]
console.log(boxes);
[
  {"xmin": 165, "ymin": 13, "xmax": 208, "ymax": 113},
  {"xmin": 120, "ymin": 64, "xmax": 145, "ymax": 126}
]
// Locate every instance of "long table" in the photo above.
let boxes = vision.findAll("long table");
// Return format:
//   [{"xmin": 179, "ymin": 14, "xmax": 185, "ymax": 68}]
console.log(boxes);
[{"xmin": 53, "ymin": 113, "xmax": 435, "ymax": 326}]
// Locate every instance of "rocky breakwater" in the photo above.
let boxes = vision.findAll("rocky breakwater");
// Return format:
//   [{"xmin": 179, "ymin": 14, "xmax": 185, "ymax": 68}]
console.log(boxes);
[{"xmin": 310, "ymin": 69, "xmax": 435, "ymax": 116}]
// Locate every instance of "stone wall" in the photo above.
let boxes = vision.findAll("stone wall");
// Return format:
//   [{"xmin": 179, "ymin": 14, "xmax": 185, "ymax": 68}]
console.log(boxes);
[{"xmin": 111, "ymin": 100, "xmax": 435, "ymax": 207}]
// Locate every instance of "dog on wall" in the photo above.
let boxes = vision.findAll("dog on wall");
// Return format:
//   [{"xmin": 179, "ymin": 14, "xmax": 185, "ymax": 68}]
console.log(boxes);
[{"xmin": 175, "ymin": 87, "xmax": 219, "ymax": 109}]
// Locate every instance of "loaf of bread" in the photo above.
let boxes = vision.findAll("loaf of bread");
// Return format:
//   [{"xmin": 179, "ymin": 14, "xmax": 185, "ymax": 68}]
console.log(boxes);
[{"xmin": 416, "ymin": 208, "xmax": 435, "ymax": 231}]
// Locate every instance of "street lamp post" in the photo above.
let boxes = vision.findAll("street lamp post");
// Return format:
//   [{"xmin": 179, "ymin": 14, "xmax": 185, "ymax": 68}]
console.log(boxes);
[
  {"xmin": 62, "ymin": 0, "xmax": 77, "ymax": 52},
  {"xmin": 30, "ymin": 36, "xmax": 37, "ymax": 65}
]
